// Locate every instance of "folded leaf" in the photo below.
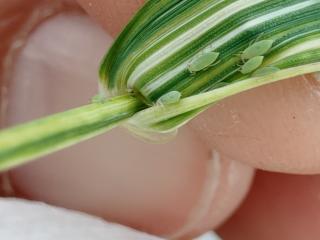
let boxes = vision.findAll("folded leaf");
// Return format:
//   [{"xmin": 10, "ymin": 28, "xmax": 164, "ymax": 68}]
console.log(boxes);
[
  {"xmin": 100, "ymin": 0, "xmax": 320, "ymax": 135},
  {"xmin": 1, "ymin": 0, "xmax": 320, "ymax": 169}
]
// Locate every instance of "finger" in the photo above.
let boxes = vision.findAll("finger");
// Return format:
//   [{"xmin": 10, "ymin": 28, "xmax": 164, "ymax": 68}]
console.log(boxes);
[
  {"xmin": 0, "ymin": 0, "xmax": 79, "ymax": 125},
  {"xmin": 191, "ymin": 74, "xmax": 320, "ymax": 174},
  {"xmin": 218, "ymin": 171, "xmax": 320, "ymax": 240},
  {"xmin": 0, "ymin": 198, "xmax": 162, "ymax": 239},
  {"xmin": 76, "ymin": 0, "xmax": 143, "ymax": 36},
  {"xmin": 5, "ymin": 12, "xmax": 254, "ymax": 238}
]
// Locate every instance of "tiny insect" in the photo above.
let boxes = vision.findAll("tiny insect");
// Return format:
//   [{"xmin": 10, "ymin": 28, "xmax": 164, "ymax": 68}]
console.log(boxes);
[
  {"xmin": 91, "ymin": 94, "xmax": 106, "ymax": 104},
  {"xmin": 156, "ymin": 91, "xmax": 182, "ymax": 106},
  {"xmin": 252, "ymin": 66, "xmax": 280, "ymax": 77},
  {"xmin": 241, "ymin": 39, "xmax": 274, "ymax": 61},
  {"xmin": 240, "ymin": 56, "xmax": 264, "ymax": 74},
  {"xmin": 188, "ymin": 51, "xmax": 220, "ymax": 73}
]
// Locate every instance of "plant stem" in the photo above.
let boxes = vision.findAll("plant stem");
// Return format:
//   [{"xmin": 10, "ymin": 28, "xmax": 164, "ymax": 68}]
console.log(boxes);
[{"xmin": 0, "ymin": 95, "xmax": 145, "ymax": 171}]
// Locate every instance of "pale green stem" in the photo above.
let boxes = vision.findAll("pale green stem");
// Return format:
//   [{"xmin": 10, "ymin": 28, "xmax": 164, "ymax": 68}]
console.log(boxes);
[{"xmin": 0, "ymin": 95, "xmax": 145, "ymax": 171}]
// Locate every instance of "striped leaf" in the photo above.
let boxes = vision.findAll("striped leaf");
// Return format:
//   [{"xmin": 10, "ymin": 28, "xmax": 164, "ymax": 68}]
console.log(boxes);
[
  {"xmin": 1, "ymin": 0, "xmax": 320, "ymax": 169},
  {"xmin": 100, "ymin": 0, "xmax": 320, "ymax": 136}
]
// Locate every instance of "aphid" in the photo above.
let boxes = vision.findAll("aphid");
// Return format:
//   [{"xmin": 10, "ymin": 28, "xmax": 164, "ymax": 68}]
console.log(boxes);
[
  {"xmin": 252, "ymin": 66, "xmax": 280, "ymax": 77},
  {"xmin": 91, "ymin": 94, "xmax": 106, "ymax": 104},
  {"xmin": 241, "ymin": 39, "xmax": 274, "ymax": 61},
  {"xmin": 127, "ymin": 88, "xmax": 134, "ymax": 93},
  {"xmin": 240, "ymin": 56, "xmax": 264, "ymax": 74},
  {"xmin": 188, "ymin": 51, "xmax": 220, "ymax": 73},
  {"xmin": 156, "ymin": 91, "xmax": 182, "ymax": 106}
]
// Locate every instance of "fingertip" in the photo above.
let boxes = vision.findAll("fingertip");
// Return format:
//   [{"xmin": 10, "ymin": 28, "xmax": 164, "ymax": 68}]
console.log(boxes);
[{"xmin": 191, "ymin": 74, "xmax": 320, "ymax": 174}]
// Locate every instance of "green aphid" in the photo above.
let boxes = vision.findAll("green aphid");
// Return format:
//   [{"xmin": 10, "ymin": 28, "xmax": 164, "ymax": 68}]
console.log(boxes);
[
  {"xmin": 241, "ymin": 39, "xmax": 274, "ymax": 61},
  {"xmin": 91, "ymin": 94, "xmax": 106, "ymax": 104},
  {"xmin": 240, "ymin": 56, "xmax": 264, "ymax": 74},
  {"xmin": 156, "ymin": 91, "xmax": 182, "ymax": 105},
  {"xmin": 188, "ymin": 51, "xmax": 220, "ymax": 73},
  {"xmin": 252, "ymin": 66, "xmax": 281, "ymax": 77}
]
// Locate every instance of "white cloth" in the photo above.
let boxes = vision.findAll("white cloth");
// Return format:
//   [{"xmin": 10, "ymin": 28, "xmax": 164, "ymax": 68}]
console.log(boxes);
[
  {"xmin": 195, "ymin": 232, "xmax": 222, "ymax": 240},
  {"xmin": 0, "ymin": 198, "xmax": 162, "ymax": 240}
]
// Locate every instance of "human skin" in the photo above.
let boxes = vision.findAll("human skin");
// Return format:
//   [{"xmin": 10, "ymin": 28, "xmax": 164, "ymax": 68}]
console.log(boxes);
[
  {"xmin": 2, "ymin": 0, "xmax": 320, "ymax": 239},
  {"xmin": 218, "ymin": 171, "xmax": 320, "ymax": 240},
  {"xmin": 0, "ymin": 1, "xmax": 253, "ymax": 239}
]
